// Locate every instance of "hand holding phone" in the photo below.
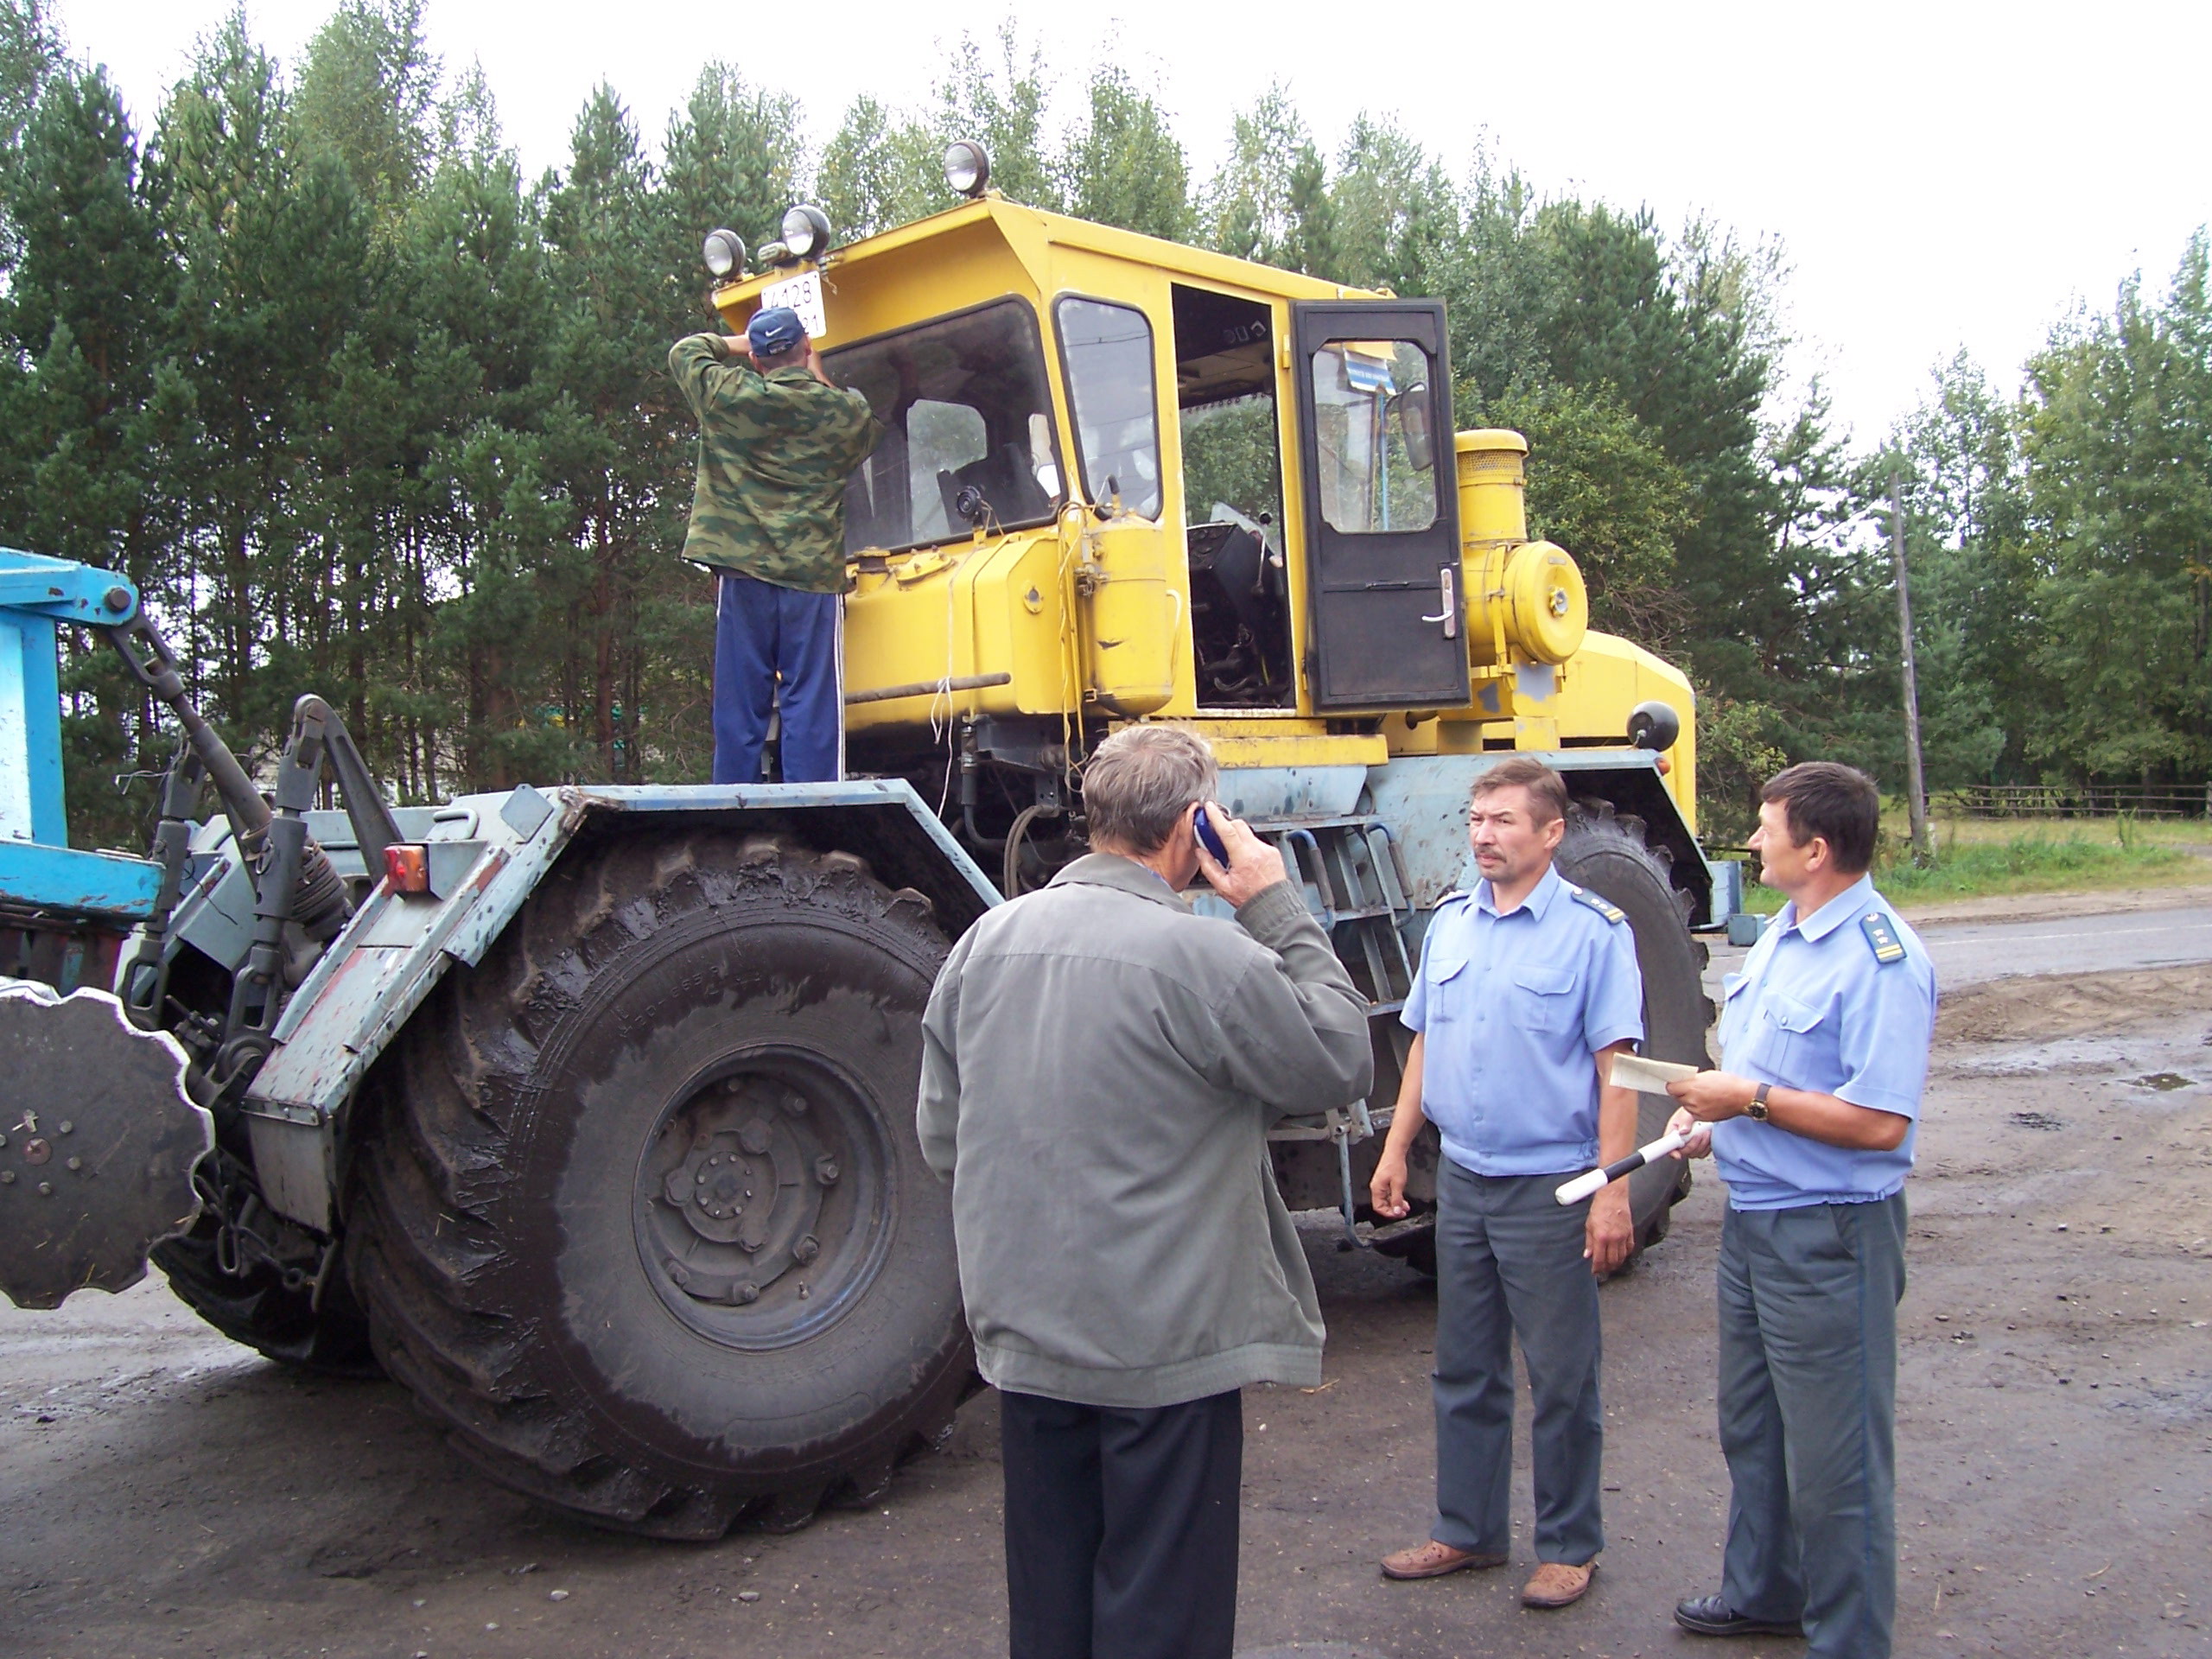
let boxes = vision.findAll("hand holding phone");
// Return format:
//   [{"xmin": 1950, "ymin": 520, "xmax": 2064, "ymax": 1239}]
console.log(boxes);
[
  {"xmin": 1192, "ymin": 803, "xmax": 1289, "ymax": 907},
  {"xmin": 1193, "ymin": 805, "xmax": 1230, "ymax": 866}
]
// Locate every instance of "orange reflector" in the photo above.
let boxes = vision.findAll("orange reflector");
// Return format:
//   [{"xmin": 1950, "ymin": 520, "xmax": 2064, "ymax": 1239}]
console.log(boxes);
[
  {"xmin": 1655, "ymin": 755, "xmax": 1672, "ymax": 775},
  {"xmin": 384, "ymin": 844, "xmax": 429, "ymax": 893}
]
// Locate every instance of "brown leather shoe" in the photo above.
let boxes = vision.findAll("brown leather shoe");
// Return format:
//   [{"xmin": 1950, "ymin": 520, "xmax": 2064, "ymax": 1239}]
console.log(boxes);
[
  {"xmin": 1522, "ymin": 1560, "xmax": 1597, "ymax": 1608},
  {"xmin": 1379, "ymin": 1540, "xmax": 1509, "ymax": 1580}
]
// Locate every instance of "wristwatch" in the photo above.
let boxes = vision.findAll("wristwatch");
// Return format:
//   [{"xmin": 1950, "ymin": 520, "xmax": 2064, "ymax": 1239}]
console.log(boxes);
[{"xmin": 1745, "ymin": 1082, "xmax": 1773, "ymax": 1122}]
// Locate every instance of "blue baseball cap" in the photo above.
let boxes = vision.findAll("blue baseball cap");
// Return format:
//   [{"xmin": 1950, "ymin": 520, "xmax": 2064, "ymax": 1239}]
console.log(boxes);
[{"xmin": 747, "ymin": 305, "xmax": 807, "ymax": 357}]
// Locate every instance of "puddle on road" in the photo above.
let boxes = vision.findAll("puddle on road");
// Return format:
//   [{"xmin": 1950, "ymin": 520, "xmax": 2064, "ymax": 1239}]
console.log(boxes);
[
  {"xmin": 2010, "ymin": 1111, "xmax": 2066, "ymax": 1131},
  {"xmin": 2129, "ymin": 1071, "xmax": 2196, "ymax": 1091}
]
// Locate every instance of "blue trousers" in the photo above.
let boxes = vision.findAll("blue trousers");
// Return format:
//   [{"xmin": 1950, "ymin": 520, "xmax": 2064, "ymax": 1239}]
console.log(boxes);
[
  {"xmin": 1717, "ymin": 1194, "xmax": 1907, "ymax": 1659},
  {"xmin": 712, "ymin": 572, "xmax": 844, "ymax": 784},
  {"xmin": 1431, "ymin": 1160, "xmax": 1605, "ymax": 1566},
  {"xmin": 999, "ymin": 1389, "xmax": 1242, "ymax": 1659}
]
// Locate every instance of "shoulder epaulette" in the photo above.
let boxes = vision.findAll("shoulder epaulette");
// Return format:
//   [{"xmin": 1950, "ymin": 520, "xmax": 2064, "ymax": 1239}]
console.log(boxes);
[
  {"xmin": 1568, "ymin": 884, "xmax": 1627, "ymax": 925},
  {"xmin": 1859, "ymin": 910, "xmax": 1906, "ymax": 964}
]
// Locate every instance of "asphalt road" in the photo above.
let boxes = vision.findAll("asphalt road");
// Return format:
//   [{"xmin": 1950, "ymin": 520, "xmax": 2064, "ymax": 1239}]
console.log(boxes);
[{"xmin": 1705, "ymin": 898, "xmax": 2212, "ymax": 995}]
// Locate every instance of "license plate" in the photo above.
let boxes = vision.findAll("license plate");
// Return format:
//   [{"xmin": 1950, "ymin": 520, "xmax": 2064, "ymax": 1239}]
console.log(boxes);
[{"xmin": 760, "ymin": 270, "xmax": 828, "ymax": 342}]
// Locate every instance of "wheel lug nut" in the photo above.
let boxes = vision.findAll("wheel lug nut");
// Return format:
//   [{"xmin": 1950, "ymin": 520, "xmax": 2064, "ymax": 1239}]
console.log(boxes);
[
  {"xmin": 793, "ymin": 1235, "xmax": 820, "ymax": 1265},
  {"xmin": 740, "ymin": 1119, "xmax": 772, "ymax": 1155},
  {"xmin": 733, "ymin": 1281, "xmax": 760, "ymax": 1306},
  {"xmin": 815, "ymin": 1155, "xmax": 840, "ymax": 1186}
]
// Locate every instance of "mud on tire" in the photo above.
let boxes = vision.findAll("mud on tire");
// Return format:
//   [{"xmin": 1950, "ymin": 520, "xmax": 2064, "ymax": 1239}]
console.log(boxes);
[{"xmin": 345, "ymin": 831, "xmax": 969, "ymax": 1538}]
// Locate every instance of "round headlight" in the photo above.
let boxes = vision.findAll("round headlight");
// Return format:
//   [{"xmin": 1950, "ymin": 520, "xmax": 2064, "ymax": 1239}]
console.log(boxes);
[
  {"xmin": 779, "ymin": 204, "xmax": 830, "ymax": 260},
  {"xmin": 702, "ymin": 227, "xmax": 745, "ymax": 279},
  {"xmin": 944, "ymin": 139, "xmax": 990, "ymax": 198}
]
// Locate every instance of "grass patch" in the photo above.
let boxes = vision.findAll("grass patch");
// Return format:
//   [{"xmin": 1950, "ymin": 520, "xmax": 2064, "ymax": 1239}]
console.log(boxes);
[{"xmin": 1738, "ymin": 819, "xmax": 2208, "ymax": 912}]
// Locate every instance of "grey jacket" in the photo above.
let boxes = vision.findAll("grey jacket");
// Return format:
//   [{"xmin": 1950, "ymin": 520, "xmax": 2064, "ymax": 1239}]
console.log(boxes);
[{"xmin": 918, "ymin": 854, "xmax": 1373, "ymax": 1408}]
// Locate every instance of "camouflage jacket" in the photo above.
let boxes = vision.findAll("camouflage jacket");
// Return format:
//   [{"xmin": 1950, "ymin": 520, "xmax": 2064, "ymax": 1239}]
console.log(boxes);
[{"xmin": 668, "ymin": 334, "xmax": 880, "ymax": 593}]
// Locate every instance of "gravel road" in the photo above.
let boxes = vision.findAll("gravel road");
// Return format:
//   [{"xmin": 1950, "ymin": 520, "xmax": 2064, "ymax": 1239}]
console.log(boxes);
[{"xmin": 3, "ymin": 910, "xmax": 2208, "ymax": 1659}]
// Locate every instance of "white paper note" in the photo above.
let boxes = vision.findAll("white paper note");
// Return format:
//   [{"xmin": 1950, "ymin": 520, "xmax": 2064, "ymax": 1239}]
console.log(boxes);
[{"xmin": 1609, "ymin": 1052, "xmax": 1701, "ymax": 1093}]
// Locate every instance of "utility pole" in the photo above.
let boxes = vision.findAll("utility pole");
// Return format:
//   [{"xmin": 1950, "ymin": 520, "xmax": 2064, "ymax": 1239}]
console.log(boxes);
[{"xmin": 1889, "ymin": 471, "xmax": 1930, "ymax": 863}]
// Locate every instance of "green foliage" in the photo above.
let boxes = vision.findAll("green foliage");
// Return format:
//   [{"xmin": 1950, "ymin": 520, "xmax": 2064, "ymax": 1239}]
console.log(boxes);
[
  {"xmin": 1871, "ymin": 829, "xmax": 2189, "ymax": 903},
  {"xmin": 1482, "ymin": 381, "xmax": 1688, "ymax": 645},
  {"xmin": 2020, "ymin": 236, "xmax": 2212, "ymax": 785},
  {"xmin": 1200, "ymin": 86, "xmax": 1332, "ymax": 273},
  {"xmin": 0, "ymin": 10, "xmax": 2198, "ymax": 861},
  {"xmin": 294, "ymin": 0, "xmax": 437, "ymax": 217},
  {"xmin": 1060, "ymin": 65, "xmax": 1188, "ymax": 241}
]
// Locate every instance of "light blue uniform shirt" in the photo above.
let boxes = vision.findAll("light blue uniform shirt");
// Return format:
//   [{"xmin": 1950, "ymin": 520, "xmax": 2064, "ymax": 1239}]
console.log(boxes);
[
  {"xmin": 1711, "ymin": 874, "xmax": 1937, "ymax": 1211},
  {"xmin": 1402, "ymin": 864, "xmax": 1645, "ymax": 1178}
]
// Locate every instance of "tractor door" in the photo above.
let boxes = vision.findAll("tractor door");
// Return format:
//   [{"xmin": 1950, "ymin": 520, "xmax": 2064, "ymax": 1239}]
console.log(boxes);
[{"xmin": 1290, "ymin": 301, "xmax": 1466, "ymax": 710}]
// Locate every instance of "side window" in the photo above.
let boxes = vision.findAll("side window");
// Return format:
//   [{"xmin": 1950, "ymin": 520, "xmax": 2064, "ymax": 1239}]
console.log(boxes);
[
  {"xmin": 1056, "ymin": 296, "xmax": 1162, "ymax": 518},
  {"xmin": 1307, "ymin": 340, "xmax": 1440, "ymax": 534}
]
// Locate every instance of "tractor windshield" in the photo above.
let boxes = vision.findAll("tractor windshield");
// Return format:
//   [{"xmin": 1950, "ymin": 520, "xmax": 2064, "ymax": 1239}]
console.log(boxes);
[{"xmin": 828, "ymin": 299, "xmax": 1063, "ymax": 553}]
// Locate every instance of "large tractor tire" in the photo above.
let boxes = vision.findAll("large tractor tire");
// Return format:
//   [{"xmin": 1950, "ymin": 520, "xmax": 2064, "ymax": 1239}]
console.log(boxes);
[
  {"xmin": 1556, "ymin": 799, "xmax": 1713, "ymax": 1255},
  {"xmin": 346, "ymin": 831, "xmax": 969, "ymax": 1539}
]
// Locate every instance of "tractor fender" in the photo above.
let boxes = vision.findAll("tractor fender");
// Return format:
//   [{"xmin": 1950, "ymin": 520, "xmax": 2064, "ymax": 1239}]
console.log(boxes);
[{"xmin": 241, "ymin": 780, "xmax": 1000, "ymax": 1232}]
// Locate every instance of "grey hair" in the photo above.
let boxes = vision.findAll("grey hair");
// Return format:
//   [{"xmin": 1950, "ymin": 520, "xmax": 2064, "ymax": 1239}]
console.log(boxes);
[{"xmin": 1083, "ymin": 726, "xmax": 1219, "ymax": 855}]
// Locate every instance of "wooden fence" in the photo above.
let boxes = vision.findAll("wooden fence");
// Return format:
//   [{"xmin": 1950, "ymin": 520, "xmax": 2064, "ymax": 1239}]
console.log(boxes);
[{"xmin": 1948, "ymin": 784, "xmax": 2212, "ymax": 820}]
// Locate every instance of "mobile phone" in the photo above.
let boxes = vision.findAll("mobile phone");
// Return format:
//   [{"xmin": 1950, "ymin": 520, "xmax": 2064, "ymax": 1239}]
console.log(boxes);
[{"xmin": 1193, "ymin": 805, "xmax": 1230, "ymax": 865}]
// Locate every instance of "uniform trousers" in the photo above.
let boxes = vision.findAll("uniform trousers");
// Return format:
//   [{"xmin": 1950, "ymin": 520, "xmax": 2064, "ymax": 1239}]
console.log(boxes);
[
  {"xmin": 1717, "ymin": 1192, "xmax": 1907, "ymax": 1659},
  {"xmin": 998, "ymin": 1389, "xmax": 1242, "ymax": 1659},
  {"xmin": 1431, "ymin": 1158, "xmax": 1605, "ymax": 1565},
  {"xmin": 712, "ymin": 572, "xmax": 843, "ymax": 784}
]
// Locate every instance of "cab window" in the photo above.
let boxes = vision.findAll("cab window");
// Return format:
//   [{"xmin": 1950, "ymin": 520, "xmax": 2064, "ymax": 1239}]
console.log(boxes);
[
  {"xmin": 1055, "ymin": 296, "xmax": 1162, "ymax": 519},
  {"xmin": 826, "ymin": 299, "xmax": 1063, "ymax": 552},
  {"xmin": 1307, "ymin": 340, "xmax": 1439, "ymax": 533}
]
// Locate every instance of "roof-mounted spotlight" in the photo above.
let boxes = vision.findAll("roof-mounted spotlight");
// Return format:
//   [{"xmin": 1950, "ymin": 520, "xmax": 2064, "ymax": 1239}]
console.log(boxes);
[
  {"xmin": 702, "ymin": 227, "xmax": 746, "ymax": 280},
  {"xmin": 779, "ymin": 204, "xmax": 831, "ymax": 261},
  {"xmin": 944, "ymin": 139, "xmax": 990, "ymax": 199}
]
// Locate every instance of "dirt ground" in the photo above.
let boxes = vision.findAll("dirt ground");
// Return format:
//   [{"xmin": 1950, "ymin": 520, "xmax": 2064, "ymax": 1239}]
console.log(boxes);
[{"xmin": 3, "ymin": 959, "xmax": 2209, "ymax": 1659}]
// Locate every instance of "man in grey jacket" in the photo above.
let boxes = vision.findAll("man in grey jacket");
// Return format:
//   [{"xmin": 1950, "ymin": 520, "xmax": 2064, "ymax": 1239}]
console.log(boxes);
[{"xmin": 918, "ymin": 725, "xmax": 1373, "ymax": 1659}]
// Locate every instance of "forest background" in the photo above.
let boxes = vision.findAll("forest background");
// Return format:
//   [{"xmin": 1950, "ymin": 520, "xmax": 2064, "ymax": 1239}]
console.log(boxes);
[{"xmin": 3, "ymin": 0, "xmax": 2207, "ymax": 848}]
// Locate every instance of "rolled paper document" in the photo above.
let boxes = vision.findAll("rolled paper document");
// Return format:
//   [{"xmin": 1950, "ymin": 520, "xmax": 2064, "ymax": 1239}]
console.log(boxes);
[{"xmin": 1555, "ymin": 1129, "xmax": 1691, "ymax": 1205}]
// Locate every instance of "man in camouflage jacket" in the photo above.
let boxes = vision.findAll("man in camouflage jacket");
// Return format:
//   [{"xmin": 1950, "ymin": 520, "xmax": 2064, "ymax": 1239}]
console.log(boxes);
[{"xmin": 669, "ymin": 304, "xmax": 880, "ymax": 784}]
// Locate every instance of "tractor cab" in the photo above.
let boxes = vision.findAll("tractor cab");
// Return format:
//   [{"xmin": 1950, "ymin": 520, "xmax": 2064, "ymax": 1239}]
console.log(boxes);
[
  {"xmin": 705, "ymin": 183, "xmax": 1480, "ymax": 738},
  {"xmin": 702, "ymin": 156, "xmax": 1706, "ymax": 918}
]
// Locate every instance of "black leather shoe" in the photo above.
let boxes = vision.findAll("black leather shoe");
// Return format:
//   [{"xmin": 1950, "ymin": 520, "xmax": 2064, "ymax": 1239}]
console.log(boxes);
[{"xmin": 1674, "ymin": 1593, "xmax": 1804, "ymax": 1637}]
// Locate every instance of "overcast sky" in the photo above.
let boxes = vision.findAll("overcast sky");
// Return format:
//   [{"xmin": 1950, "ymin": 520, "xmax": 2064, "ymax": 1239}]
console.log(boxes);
[{"xmin": 53, "ymin": 0, "xmax": 2212, "ymax": 448}]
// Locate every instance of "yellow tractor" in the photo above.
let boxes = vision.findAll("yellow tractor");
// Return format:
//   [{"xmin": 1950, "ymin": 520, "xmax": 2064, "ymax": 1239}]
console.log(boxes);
[
  {"xmin": 709, "ymin": 153, "xmax": 1715, "ymax": 1267},
  {"xmin": 0, "ymin": 145, "xmax": 1724, "ymax": 1546}
]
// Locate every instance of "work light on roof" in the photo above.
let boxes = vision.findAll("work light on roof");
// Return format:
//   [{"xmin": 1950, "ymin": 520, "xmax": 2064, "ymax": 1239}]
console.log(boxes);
[
  {"xmin": 944, "ymin": 139, "xmax": 990, "ymax": 198},
  {"xmin": 779, "ymin": 205, "xmax": 830, "ymax": 260},
  {"xmin": 702, "ymin": 227, "xmax": 745, "ymax": 279}
]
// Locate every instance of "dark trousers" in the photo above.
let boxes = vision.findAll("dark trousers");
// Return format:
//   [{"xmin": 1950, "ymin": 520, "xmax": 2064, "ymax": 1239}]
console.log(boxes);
[
  {"xmin": 998, "ymin": 1389, "xmax": 1243, "ymax": 1659},
  {"xmin": 1432, "ymin": 1158, "xmax": 1605, "ymax": 1564},
  {"xmin": 1718, "ymin": 1194, "xmax": 1907, "ymax": 1659},
  {"xmin": 711, "ymin": 572, "xmax": 843, "ymax": 784}
]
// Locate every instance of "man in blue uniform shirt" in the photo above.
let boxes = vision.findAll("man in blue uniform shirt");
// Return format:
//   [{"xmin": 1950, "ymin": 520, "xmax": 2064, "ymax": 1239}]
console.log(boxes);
[
  {"xmin": 1370, "ymin": 758, "xmax": 1644, "ymax": 1611},
  {"xmin": 1664, "ymin": 761, "xmax": 1936, "ymax": 1657}
]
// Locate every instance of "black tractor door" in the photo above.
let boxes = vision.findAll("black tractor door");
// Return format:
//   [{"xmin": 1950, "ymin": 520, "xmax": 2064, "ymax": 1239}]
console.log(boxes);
[{"xmin": 1290, "ymin": 300, "xmax": 1467, "ymax": 709}]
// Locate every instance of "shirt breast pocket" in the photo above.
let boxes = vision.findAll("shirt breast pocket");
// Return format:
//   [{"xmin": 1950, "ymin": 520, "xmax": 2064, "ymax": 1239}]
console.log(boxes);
[
  {"xmin": 1510, "ymin": 964, "xmax": 1575, "ymax": 1033},
  {"xmin": 1424, "ymin": 957, "xmax": 1470, "ymax": 1020},
  {"xmin": 1753, "ymin": 989, "xmax": 1840, "ymax": 1084}
]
